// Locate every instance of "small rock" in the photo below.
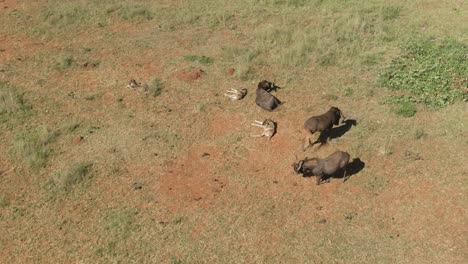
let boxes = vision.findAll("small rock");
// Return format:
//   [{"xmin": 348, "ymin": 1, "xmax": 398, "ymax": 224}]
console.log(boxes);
[
  {"xmin": 318, "ymin": 219, "xmax": 327, "ymax": 224},
  {"xmin": 316, "ymin": 206, "xmax": 323, "ymax": 211},
  {"xmin": 273, "ymin": 180, "xmax": 278, "ymax": 184},
  {"xmin": 132, "ymin": 183, "xmax": 143, "ymax": 190},
  {"xmin": 226, "ymin": 68, "xmax": 235, "ymax": 76},
  {"xmin": 201, "ymin": 153, "xmax": 210, "ymax": 157},
  {"xmin": 72, "ymin": 136, "xmax": 83, "ymax": 144},
  {"xmin": 193, "ymin": 197, "xmax": 202, "ymax": 201},
  {"xmin": 82, "ymin": 62, "xmax": 98, "ymax": 68}
]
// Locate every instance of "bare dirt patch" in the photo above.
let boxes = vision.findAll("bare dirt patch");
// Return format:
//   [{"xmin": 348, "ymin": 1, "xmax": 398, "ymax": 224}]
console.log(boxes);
[
  {"xmin": 160, "ymin": 146, "xmax": 228, "ymax": 212},
  {"xmin": 175, "ymin": 68, "xmax": 205, "ymax": 82}
]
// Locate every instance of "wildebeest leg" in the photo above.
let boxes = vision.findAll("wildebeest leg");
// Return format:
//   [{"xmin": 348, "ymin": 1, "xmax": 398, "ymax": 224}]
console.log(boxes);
[
  {"xmin": 316, "ymin": 173, "xmax": 325, "ymax": 185},
  {"xmin": 251, "ymin": 134, "xmax": 265, "ymax": 138},
  {"xmin": 316, "ymin": 175, "xmax": 321, "ymax": 185},
  {"xmin": 303, "ymin": 136, "xmax": 312, "ymax": 151},
  {"xmin": 324, "ymin": 128, "xmax": 332, "ymax": 143},
  {"xmin": 343, "ymin": 169, "xmax": 349, "ymax": 182}
]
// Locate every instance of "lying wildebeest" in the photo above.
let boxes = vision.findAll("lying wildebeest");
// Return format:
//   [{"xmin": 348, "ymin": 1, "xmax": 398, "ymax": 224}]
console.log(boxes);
[
  {"xmin": 127, "ymin": 79, "xmax": 149, "ymax": 94},
  {"xmin": 303, "ymin": 107, "xmax": 346, "ymax": 151},
  {"xmin": 256, "ymin": 80, "xmax": 281, "ymax": 111},
  {"xmin": 224, "ymin": 88, "xmax": 247, "ymax": 101},
  {"xmin": 292, "ymin": 150, "xmax": 350, "ymax": 185},
  {"xmin": 251, "ymin": 119, "xmax": 276, "ymax": 140}
]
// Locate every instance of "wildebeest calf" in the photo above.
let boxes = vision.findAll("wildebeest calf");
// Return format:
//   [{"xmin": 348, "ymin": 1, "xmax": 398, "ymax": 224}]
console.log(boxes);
[
  {"xmin": 292, "ymin": 150, "xmax": 350, "ymax": 185},
  {"xmin": 303, "ymin": 107, "xmax": 345, "ymax": 151},
  {"xmin": 256, "ymin": 80, "xmax": 281, "ymax": 111}
]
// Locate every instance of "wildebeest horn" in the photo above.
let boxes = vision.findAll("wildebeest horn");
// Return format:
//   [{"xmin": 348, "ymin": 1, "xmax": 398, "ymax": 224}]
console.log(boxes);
[{"xmin": 297, "ymin": 160, "xmax": 304, "ymax": 173}]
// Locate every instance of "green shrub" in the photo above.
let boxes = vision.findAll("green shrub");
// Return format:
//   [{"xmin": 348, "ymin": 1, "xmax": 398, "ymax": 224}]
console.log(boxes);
[
  {"xmin": 54, "ymin": 55, "xmax": 74, "ymax": 70},
  {"xmin": 53, "ymin": 162, "xmax": 93, "ymax": 190},
  {"xmin": 0, "ymin": 81, "xmax": 29, "ymax": 116},
  {"xmin": 119, "ymin": 5, "xmax": 154, "ymax": 22},
  {"xmin": 11, "ymin": 127, "xmax": 58, "ymax": 170},
  {"xmin": 381, "ymin": 6, "xmax": 401, "ymax": 21},
  {"xmin": 379, "ymin": 38, "xmax": 468, "ymax": 109},
  {"xmin": 395, "ymin": 100, "xmax": 417, "ymax": 117},
  {"xmin": 184, "ymin": 55, "xmax": 214, "ymax": 64},
  {"xmin": 148, "ymin": 78, "xmax": 164, "ymax": 97}
]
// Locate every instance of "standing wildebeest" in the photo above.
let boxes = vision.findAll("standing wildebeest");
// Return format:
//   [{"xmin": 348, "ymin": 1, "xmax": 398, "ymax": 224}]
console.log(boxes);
[
  {"xmin": 292, "ymin": 150, "xmax": 350, "ymax": 185},
  {"xmin": 303, "ymin": 107, "xmax": 346, "ymax": 151},
  {"xmin": 256, "ymin": 80, "xmax": 281, "ymax": 111}
]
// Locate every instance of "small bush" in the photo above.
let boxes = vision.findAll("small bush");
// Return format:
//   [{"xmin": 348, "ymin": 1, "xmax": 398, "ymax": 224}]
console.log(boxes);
[
  {"xmin": 384, "ymin": 95, "xmax": 417, "ymax": 117},
  {"xmin": 184, "ymin": 55, "xmax": 214, "ymax": 64},
  {"xmin": 53, "ymin": 162, "xmax": 93, "ymax": 190},
  {"xmin": 414, "ymin": 128, "xmax": 427, "ymax": 139},
  {"xmin": 0, "ymin": 81, "xmax": 29, "ymax": 116},
  {"xmin": 381, "ymin": 6, "xmax": 401, "ymax": 21},
  {"xmin": 11, "ymin": 127, "xmax": 58, "ymax": 170},
  {"xmin": 322, "ymin": 94, "xmax": 339, "ymax": 101},
  {"xmin": 119, "ymin": 5, "xmax": 154, "ymax": 22},
  {"xmin": 395, "ymin": 100, "xmax": 417, "ymax": 117},
  {"xmin": 343, "ymin": 88, "xmax": 354, "ymax": 97},
  {"xmin": 148, "ymin": 78, "xmax": 163, "ymax": 97},
  {"xmin": 105, "ymin": 208, "xmax": 138, "ymax": 239},
  {"xmin": 54, "ymin": 55, "xmax": 74, "ymax": 70},
  {"xmin": 379, "ymin": 38, "xmax": 468, "ymax": 109},
  {"xmin": 42, "ymin": 6, "xmax": 90, "ymax": 27},
  {"xmin": 0, "ymin": 195, "xmax": 8, "ymax": 208}
]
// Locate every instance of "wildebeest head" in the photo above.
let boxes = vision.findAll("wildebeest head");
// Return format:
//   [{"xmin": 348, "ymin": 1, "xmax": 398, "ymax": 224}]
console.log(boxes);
[
  {"xmin": 258, "ymin": 80, "xmax": 275, "ymax": 92},
  {"xmin": 292, "ymin": 160, "xmax": 305, "ymax": 174},
  {"xmin": 330, "ymin": 107, "xmax": 346, "ymax": 125}
]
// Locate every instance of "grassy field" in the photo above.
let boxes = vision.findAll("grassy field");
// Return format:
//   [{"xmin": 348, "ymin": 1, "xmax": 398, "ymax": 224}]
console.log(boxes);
[{"xmin": 0, "ymin": 0, "xmax": 467, "ymax": 263}]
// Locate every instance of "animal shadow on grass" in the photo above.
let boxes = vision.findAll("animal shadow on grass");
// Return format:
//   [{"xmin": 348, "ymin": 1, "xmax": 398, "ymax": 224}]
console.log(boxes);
[
  {"xmin": 313, "ymin": 119, "xmax": 357, "ymax": 146},
  {"xmin": 302, "ymin": 158, "xmax": 365, "ymax": 183}
]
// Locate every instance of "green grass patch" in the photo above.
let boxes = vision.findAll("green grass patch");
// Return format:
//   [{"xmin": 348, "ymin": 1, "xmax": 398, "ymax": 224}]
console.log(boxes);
[
  {"xmin": 52, "ymin": 162, "xmax": 93, "ymax": 190},
  {"xmin": 0, "ymin": 195, "xmax": 8, "ymax": 208},
  {"xmin": 381, "ymin": 6, "xmax": 401, "ymax": 21},
  {"xmin": 118, "ymin": 5, "xmax": 154, "ymax": 22},
  {"xmin": 379, "ymin": 38, "xmax": 468, "ymax": 109},
  {"xmin": 54, "ymin": 55, "xmax": 74, "ymax": 70},
  {"xmin": 95, "ymin": 208, "xmax": 139, "ymax": 257},
  {"xmin": 184, "ymin": 55, "xmax": 214, "ymax": 64},
  {"xmin": 42, "ymin": 6, "xmax": 91, "ymax": 27},
  {"xmin": 63, "ymin": 122, "xmax": 81, "ymax": 133},
  {"xmin": 11, "ymin": 127, "xmax": 59, "ymax": 170},
  {"xmin": 322, "ymin": 94, "xmax": 339, "ymax": 101},
  {"xmin": 343, "ymin": 88, "xmax": 354, "ymax": 97},
  {"xmin": 384, "ymin": 95, "xmax": 417, "ymax": 117},
  {"xmin": 394, "ymin": 100, "xmax": 417, "ymax": 117},
  {"xmin": 414, "ymin": 128, "xmax": 427, "ymax": 139},
  {"xmin": 0, "ymin": 81, "xmax": 30, "ymax": 120},
  {"xmin": 148, "ymin": 78, "xmax": 164, "ymax": 97}
]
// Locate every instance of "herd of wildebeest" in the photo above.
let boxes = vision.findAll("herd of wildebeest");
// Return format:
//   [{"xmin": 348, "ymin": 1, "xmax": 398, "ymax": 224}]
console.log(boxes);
[
  {"xmin": 128, "ymin": 78, "xmax": 357, "ymax": 185},
  {"xmin": 227, "ymin": 80, "xmax": 354, "ymax": 186}
]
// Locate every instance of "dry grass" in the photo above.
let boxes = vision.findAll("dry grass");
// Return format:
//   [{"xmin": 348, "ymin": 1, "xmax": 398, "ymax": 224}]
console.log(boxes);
[{"xmin": 0, "ymin": 0, "xmax": 467, "ymax": 263}]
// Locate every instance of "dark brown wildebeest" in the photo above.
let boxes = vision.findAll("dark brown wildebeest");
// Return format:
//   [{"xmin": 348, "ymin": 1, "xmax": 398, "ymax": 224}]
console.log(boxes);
[
  {"xmin": 292, "ymin": 150, "xmax": 351, "ymax": 185},
  {"xmin": 256, "ymin": 80, "xmax": 281, "ymax": 111},
  {"xmin": 303, "ymin": 107, "xmax": 346, "ymax": 151}
]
